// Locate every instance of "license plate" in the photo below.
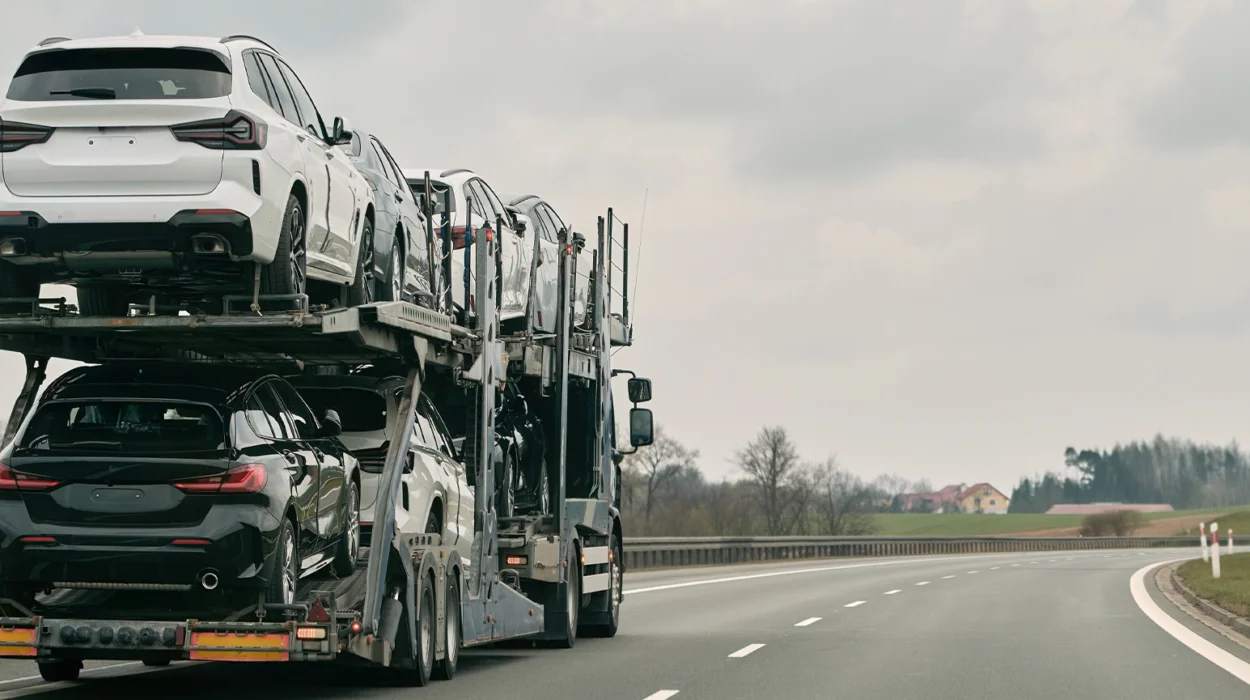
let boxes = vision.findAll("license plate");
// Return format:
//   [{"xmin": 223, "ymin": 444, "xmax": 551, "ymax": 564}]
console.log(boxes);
[
  {"xmin": 0, "ymin": 627, "xmax": 37, "ymax": 657},
  {"xmin": 189, "ymin": 631, "xmax": 291, "ymax": 662}
]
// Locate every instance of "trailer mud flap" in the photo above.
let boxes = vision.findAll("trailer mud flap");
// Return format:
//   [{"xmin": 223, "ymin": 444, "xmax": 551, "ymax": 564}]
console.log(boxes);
[
  {"xmin": 0, "ymin": 625, "xmax": 38, "ymax": 658},
  {"xmin": 189, "ymin": 630, "xmax": 293, "ymax": 662}
]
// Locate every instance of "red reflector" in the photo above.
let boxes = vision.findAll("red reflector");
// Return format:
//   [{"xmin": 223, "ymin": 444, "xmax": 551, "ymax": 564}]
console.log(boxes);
[
  {"xmin": 195, "ymin": 209, "xmax": 238, "ymax": 216},
  {"xmin": 360, "ymin": 521, "xmax": 373, "ymax": 526},
  {"xmin": 307, "ymin": 600, "xmax": 330, "ymax": 623},
  {"xmin": 172, "ymin": 538, "xmax": 211, "ymax": 546},
  {"xmin": 174, "ymin": 625, "xmax": 186, "ymax": 646},
  {"xmin": 0, "ymin": 211, "xmax": 20, "ymax": 217},
  {"xmin": 19, "ymin": 536, "xmax": 55, "ymax": 543},
  {"xmin": 349, "ymin": 620, "xmax": 362, "ymax": 634}
]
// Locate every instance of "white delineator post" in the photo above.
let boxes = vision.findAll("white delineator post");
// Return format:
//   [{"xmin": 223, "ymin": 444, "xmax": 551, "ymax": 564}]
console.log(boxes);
[
  {"xmin": 1200, "ymin": 522, "xmax": 1209, "ymax": 561},
  {"xmin": 1211, "ymin": 522, "xmax": 1221, "ymax": 579}
]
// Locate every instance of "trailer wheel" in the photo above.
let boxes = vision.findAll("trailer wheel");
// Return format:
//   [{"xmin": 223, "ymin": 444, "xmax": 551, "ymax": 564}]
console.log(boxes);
[
  {"xmin": 432, "ymin": 572, "xmax": 460, "ymax": 681},
  {"xmin": 38, "ymin": 659, "xmax": 81, "ymax": 683}
]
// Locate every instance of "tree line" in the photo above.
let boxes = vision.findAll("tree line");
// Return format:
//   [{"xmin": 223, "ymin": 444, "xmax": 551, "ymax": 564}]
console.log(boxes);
[
  {"xmin": 1008, "ymin": 435, "xmax": 1250, "ymax": 513},
  {"xmin": 621, "ymin": 425, "xmax": 934, "ymax": 537}
]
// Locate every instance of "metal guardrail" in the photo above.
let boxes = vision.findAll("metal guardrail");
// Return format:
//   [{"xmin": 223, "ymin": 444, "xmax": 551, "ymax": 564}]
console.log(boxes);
[{"xmin": 621, "ymin": 536, "xmax": 1198, "ymax": 570}]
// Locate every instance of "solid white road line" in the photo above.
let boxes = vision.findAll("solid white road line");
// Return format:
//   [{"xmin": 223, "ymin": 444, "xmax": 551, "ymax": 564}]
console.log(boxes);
[
  {"xmin": 845, "ymin": 600, "xmax": 866, "ymax": 608},
  {"xmin": 729, "ymin": 644, "xmax": 765, "ymax": 658},
  {"xmin": 942, "ymin": 575, "xmax": 956, "ymax": 579},
  {"xmin": 0, "ymin": 662, "xmax": 141, "ymax": 687},
  {"xmin": 795, "ymin": 617, "xmax": 822, "ymax": 627},
  {"xmin": 915, "ymin": 581, "xmax": 930, "ymax": 586},
  {"xmin": 1030, "ymin": 561, "xmax": 1039, "ymax": 564},
  {"xmin": 968, "ymin": 570, "xmax": 979, "ymax": 574},
  {"xmin": 643, "ymin": 691, "xmax": 681, "ymax": 700},
  {"xmin": 990, "ymin": 566, "xmax": 1001, "ymax": 570},
  {"xmin": 884, "ymin": 589, "xmax": 901, "ymax": 595},
  {"xmin": 1130, "ymin": 559, "xmax": 1250, "ymax": 686},
  {"xmin": 1011, "ymin": 564, "xmax": 1020, "ymax": 567}
]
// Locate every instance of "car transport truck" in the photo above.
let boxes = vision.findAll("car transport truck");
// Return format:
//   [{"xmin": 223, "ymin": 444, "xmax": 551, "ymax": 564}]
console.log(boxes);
[{"xmin": 0, "ymin": 188, "xmax": 651, "ymax": 686}]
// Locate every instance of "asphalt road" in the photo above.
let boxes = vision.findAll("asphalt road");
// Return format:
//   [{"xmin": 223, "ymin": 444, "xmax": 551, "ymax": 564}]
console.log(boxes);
[{"xmin": 0, "ymin": 548, "xmax": 1247, "ymax": 699}]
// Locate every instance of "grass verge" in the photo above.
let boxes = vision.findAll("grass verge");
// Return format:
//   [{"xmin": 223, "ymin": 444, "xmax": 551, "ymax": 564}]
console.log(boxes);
[{"xmin": 1177, "ymin": 552, "xmax": 1250, "ymax": 618}]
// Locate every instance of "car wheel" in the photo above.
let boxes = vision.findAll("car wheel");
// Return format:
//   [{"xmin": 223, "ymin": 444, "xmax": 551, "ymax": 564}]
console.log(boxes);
[
  {"xmin": 346, "ymin": 218, "xmax": 374, "ymax": 307},
  {"xmin": 432, "ymin": 572, "xmax": 460, "ymax": 681},
  {"xmin": 266, "ymin": 520, "xmax": 298, "ymax": 607},
  {"xmin": 0, "ymin": 263, "xmax": 39, "ymax": 315},
  {"xmin": 332, "ymin": 479, "xmax": 361, "ymax": 576},
  {"xmin": 394, "ymin": 576, "xmax": 435, "ymax": 687},
  {"xmin": 259, "ymin": 194, "xmax": 307, "ymax": 301},
  {"xmin": 38, "ymin": 659, "xmax": 81, "ymax": 683},
  {"xmin": 77, "ymin": 284, "xmax": 131, "ymax": 317},
  {"xmin": 379, "ymin": 239, "xmax": 405, "ymax": 302}
]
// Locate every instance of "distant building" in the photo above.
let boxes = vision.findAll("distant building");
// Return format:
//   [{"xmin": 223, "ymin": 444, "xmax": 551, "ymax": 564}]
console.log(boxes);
[
  {"xmin": 898, "ymin": 484, "xmax": 965, "ymax": 513},
  {"xmin": 1044, "ymin": 503, "xmax": 1174, "ymax": 515},
  {"xmin": 955, "ymin": 483, "xmax": 1010, "ymax": 514}
]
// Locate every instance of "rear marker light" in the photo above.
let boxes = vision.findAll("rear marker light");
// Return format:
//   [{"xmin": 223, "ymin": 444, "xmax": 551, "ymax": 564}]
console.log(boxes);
[
  {"xmin": 0, "ymin": 462, "xmax": 59, "ymax": 491},
  {"xmin": 349, "ymin": 620, "xmax": 362, "ymax": 634},
  {"xmin": 297, "ymin": 627, "xmax": 327, "ymax": 641},
  {"xmin": 0, "ymin": 121, "xmax": 54, "ymax": 153},
  {"xmin": 505, "ymin": 555, "xmax": 527, "ymax": 566},
  {"xmin": 171, "ymin": 110, "xmax": 267, "ymax": 150},
  {"xmin": 174, "ymin": 464, "xmax": 266, "ymax": 493}
]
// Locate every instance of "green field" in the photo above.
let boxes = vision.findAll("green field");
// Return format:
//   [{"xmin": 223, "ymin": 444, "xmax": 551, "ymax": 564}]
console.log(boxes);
[
  {"xmin": 1178, "ymin": 552, "xmax": 1250, "ymax": 617},
  {"xmin": 868, "ymin": 508, "xmax": 1225, "ymax": 537}
]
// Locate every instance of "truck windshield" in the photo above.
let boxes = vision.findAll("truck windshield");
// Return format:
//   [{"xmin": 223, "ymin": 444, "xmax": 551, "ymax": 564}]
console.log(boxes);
[
  {"xmin": 18, "ymin": 400, "xmax": 225, "ymax": 454},
  {"xmin": 294, "ymin": 387, "xmax": 388, "ymax": 432}
]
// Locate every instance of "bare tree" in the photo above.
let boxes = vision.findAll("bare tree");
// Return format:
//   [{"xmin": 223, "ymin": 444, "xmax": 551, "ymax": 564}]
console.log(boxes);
[
  {"xmin": 734, "ymin": 426, "xmax": 808, "ymax": 536},
  {"xmin": 621, "ymin": 425, "xmax": 699, "ymax": 532},
  {"xmin": 812, "ymin": 458, "xmax": 877, "ymax": 536}
]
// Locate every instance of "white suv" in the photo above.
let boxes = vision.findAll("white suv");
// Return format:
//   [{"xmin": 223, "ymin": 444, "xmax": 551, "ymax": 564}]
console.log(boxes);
[{"xmin": 0, "ymin": 32, "xmax": 373, "ymax": 315}]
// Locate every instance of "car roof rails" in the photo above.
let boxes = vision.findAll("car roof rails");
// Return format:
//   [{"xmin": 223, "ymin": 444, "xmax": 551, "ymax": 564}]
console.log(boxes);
[
  {"xmin": 220, "ymin": 35, "xmax": 279, "ymax": 54},
  {"xmin": 439, "ymin": 168, "xmax": 472, "ymax": 178},
  {"xmin": 38, "ymin": 37, "xmax": 72, "ymax": 46}
]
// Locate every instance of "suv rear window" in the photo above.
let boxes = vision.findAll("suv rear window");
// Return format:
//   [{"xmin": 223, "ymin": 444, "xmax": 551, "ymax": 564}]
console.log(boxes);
[
  {"xmin": 19, "ymin": 400, "xmax": 225, "ymax": 454},
  {"xmin": 6, "ymin": 47, "xmax": 232, "ymax": 102},
  {"xmin": 294, "ymin": 387, "xmax": 388, "ymax": 432}
]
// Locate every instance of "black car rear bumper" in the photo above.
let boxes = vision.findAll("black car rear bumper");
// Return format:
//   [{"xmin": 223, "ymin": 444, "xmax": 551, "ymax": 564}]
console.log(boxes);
[{"xmin": 0, "ymin": 502, "xmax": 281, "ymax": 591}]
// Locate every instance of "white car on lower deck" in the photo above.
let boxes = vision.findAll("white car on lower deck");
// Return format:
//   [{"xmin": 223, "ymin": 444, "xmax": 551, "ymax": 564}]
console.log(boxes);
[{"xmin": 0, "ymin": 32, "xmax": 373, "ymax": 315}]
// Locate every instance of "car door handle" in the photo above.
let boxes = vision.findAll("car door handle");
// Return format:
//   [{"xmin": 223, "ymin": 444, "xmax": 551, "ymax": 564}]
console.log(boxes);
[
  {"xmin": 394, "ymin": 192, "xmax": 404, "ymax": 203},
  {"xmin": 296, "ymin": 134, "xmax": 306, "ymax": 143}
]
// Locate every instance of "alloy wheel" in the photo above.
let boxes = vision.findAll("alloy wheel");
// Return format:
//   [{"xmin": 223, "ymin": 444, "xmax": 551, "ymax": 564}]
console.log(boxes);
[
  {"xmin": 281, "ymin": 528, "xmax": 296, "ymax": 605},
  {"xmin": 391, "ymin": 247, "xmax": 404, "ymax": 301},
  {"xmin": 289, "ymin": 207, "xmax": 307, "ymax": 295}
]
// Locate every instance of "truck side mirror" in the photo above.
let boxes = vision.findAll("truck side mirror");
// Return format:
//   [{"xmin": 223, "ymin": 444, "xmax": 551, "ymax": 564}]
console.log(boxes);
[
  {"xmin": 627, "ymin": 377, "xmax": 652, "ymax": 404},
  {"xmin": 629, "ymin": 408, "xmax": 654, "ymax": 447}
]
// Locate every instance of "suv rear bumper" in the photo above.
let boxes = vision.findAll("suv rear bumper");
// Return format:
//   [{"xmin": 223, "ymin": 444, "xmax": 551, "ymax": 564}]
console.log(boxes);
[{"xmin": 0, "ymin": 502, "xmax": 282, "ymax": 591}]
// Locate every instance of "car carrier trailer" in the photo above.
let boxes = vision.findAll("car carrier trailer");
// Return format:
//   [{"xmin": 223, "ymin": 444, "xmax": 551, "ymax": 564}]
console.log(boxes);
[{"xmin": 0, "ymin": 203, "xmax": 651, "ymax": 686}]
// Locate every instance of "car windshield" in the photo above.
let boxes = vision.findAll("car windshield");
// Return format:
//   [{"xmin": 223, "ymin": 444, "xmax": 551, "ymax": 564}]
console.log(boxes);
[
  {"xmin": 6, "ymin": 47, "xmax": 232, "ymax": 102},
  {"xmin": 17, "ymin": 400, "xmax": 226, "ymax": 454},
  {"xmin": 293, "ymin": 387, "xmax": 388, "ymax": 433}
]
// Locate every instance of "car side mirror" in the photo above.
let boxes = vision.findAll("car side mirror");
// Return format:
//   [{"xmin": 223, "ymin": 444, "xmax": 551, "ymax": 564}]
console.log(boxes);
[
  {"xmin": 629, "ymin": 408, "xmax": 654, "ymax": 447},
  {"xmin": 627, "ymin": 377, "xmax": 652, "ymax": 404},
  {"xmin": 330, "ymin": 116, "xmax": 349, "ymax": 145},
  {"xmin": 452, "ymin": 436, "xmax": 466, "ymax": 461},
  {"xmin": 319, "ymin": 409, "xmax": 342, "ymax": 437},
  {"xmin": 513, "ymin": 216, "xmax": 527, "ymax": 234}
]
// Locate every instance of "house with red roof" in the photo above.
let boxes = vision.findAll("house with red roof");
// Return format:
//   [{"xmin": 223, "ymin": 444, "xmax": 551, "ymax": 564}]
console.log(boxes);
[
  {"xmin": 955, "ymin": 483, "xmax": 1010, "ymax": 514},
  {"xmin": 898, "ymin": 482, "xmax": 1010, "ymax": 514}
]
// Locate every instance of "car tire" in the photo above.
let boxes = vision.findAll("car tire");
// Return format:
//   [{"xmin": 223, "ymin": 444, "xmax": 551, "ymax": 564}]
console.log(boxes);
[
  {"xmin": 394, "ymin": 576, "xmax": 435, "ymax": 687},
  {"xmin": 259, "ymin": 194, "xmax": 307, "ymax": 302},
  {"xmin": 0, "ymin": 263, "xmax": 39, "ymax": 314},
  {"xmin": 332, "ymin": 479, "xmax": 360, "ymax": 576},
  {"xmin": 432, "ymin": 572, "xmax": 460, "ymax": 681},
  {"xmin": 77, "ymin": 284, "xmax": 130, "ymax": 317},
  {"xmin": 378, "ymin": 238, "xmax": 405, "ymax": 303},
  {"xmin": 346, "ymin": 218, "xmax": 374, "ymax": 307},
  {"xmin": 38, "ymin": 659, "xmax": 81, "ymax": 683},
  {"xmin": 266, "ymin": 519, "xmax": 298, "ymax": 607}
]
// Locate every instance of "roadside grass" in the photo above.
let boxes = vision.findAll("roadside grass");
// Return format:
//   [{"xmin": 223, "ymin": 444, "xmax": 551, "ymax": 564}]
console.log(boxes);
[
  {"xmin": 870, "ymin": 508, "xmax": 1227, "ymax": 537},
  {"xmin": 1178, "ymin": 552, "xmax": 1250, "ymax": 618}
]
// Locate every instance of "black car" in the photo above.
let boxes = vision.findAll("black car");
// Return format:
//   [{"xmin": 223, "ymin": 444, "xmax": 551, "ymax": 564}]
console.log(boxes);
[
  {"xmin": 0, "ymin": 364, "xmax": 360, "ymax": 611},
  {"xmin": 337, "ymin": 127, "xmax": 441, "ymax": 308}
]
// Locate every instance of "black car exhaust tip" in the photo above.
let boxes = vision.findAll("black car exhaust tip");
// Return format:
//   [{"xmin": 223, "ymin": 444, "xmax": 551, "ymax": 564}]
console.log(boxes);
[{"xmin": 199, "ymin": 571, "xmax": 219, "ymax": 591}]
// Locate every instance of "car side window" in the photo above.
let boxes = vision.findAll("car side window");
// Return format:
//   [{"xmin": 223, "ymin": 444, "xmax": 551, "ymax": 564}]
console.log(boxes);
[
  {"xmin": 247, "ymin": 385, "xmax": 291, "ymax": 440},
  {"xmin": 271, "ymin": 380, "xmax": 319, "ymax": 440},
  {"xmin": 534, "ymin": 206, "xmax": 559, "ymax": 243},
  {"xmin": 369, "ymin": 138, "xmax": 400, "ymax": 187},
  {"xmin": 376, "ymin": 141, "xmax": 411, "ymax": 197},
  {"xmin": 544, "ymin": 204, "xmax": 568, "ymax": 236},
  {"xmin": 242, "ymin": 52, "xmax": 273, "ymax": 106},
  {"xmin": 254, "ymin": 53, "xmax": 297, "ymax": 124},
  {"xmin": 464, "ymin": 180, "xmax": 489, "ymax": 221},
  {"xmin": 274, "ymin": 59, "xmax": 325, "ymax": 139},
  {"xmin": 478, "ymin": 181, "xmax": 508, "ymax": 224},
  {"xmin": 420, "ymin": 397, "xmax": 455, "ymax": 458}
]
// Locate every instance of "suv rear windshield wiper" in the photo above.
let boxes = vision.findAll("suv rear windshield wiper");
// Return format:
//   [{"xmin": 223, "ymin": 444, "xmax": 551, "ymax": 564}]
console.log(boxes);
[{"xmin": 48, "ymin": 87, "xmax": 116, "ymax": 99}]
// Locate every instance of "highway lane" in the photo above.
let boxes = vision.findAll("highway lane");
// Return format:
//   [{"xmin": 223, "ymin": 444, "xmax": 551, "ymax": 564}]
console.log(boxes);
[{"xmin": 0, "ymin": 548, "xmax": 1244, "ymax": 699}]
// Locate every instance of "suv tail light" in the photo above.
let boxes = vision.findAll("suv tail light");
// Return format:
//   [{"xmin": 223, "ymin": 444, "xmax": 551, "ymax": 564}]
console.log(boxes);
[
  {"xmin": 0, "ymin": 461, "xmax": 59, "ymax": 491},
  {"xmin": 0, "ymin": 121, "xmax": 55, "ymax": 153},
  {"xmin": 171, "ymin": 110, "xmax": 267, "ymax": 150},
  {"xmin": 175, "ymin": 464, "xmax": 267, "ymax": 493}
]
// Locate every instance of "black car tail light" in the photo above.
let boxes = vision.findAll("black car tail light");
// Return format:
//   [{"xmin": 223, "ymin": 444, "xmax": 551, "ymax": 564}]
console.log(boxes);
[
  {"xmin": 174, "ymin": 463, "xmax": 267, "ymax": 493},
  {"xmin": 170, "ymin": 110, "xmax": 267, "ymax": 150},
  {"xmin": 0, "ymin": 461, "xmax": 59, "ymax": 490},
  {"xmin": 0, "ymin": 120, "xmax": 54, "ymax": 153}
]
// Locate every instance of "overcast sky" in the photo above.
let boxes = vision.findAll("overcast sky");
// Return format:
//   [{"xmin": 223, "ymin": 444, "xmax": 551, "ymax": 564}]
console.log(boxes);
[{"xmin": 2, "ymin": 0, "xmax": 1249, "ymax": 491}]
